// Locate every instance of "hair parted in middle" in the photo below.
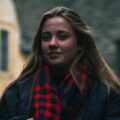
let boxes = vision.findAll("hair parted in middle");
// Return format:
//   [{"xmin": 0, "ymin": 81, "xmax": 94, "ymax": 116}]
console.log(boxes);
[{"xmin": 19, "ymin": 6, "xmax": 120, "ymax": 91}]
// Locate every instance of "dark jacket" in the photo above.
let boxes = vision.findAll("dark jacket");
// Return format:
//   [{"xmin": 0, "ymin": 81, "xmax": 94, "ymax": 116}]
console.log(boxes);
[{"xmin": 0, "ymin": 76, "xmax": 120, "ymax": 120}]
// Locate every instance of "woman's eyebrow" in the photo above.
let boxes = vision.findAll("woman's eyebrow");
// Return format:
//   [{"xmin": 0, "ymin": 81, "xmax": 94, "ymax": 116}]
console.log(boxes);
[
  {"xmin": 57, "ymin": 30, "xmax": 69, "ymax": 34},
  {"xmin": 41, "ymin": 31, "xmax": 51, "ymax": 35}
]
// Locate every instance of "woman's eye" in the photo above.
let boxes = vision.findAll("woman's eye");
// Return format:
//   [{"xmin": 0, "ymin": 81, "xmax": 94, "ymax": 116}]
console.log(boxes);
[
  {"xmin": 41, "ymin": 33, "xmax": 51, "ymax": 41},
  {"xmin": 58, "ymin": 34, "xmax": 69, "ymax": 40}
]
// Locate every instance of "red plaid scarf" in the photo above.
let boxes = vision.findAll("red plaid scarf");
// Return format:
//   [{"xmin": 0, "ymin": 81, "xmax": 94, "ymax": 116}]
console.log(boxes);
[{"xmin": 33, "ymin": 64, "xmax": 92, "ymax": 120}]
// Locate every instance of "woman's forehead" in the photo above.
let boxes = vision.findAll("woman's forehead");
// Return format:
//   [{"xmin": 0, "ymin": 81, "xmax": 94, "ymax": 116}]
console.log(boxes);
[{"xmin": 42, "ymin": 17, "xmax": 73, "ymax": 33}]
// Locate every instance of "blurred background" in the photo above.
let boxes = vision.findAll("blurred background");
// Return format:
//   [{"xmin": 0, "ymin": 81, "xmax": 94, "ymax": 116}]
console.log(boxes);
[{"xmin": 0, "ymin": 0, "xmax": 120, "ymax": 96}]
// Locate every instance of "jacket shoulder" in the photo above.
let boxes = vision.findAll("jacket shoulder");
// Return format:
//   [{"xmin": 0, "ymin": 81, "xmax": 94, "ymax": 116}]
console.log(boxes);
[{"xmin": 0, "ymin": 76, "xmax": 34, "ymax": 117}]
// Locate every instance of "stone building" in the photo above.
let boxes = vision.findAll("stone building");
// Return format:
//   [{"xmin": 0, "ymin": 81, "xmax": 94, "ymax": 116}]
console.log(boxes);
[
  {"xmin": 0, "ymin": 0, "xmax": 24, "ymax": 95},
  {"xmin": 0, "ymin": 0, "xmax": 120, "ymax": 95}
]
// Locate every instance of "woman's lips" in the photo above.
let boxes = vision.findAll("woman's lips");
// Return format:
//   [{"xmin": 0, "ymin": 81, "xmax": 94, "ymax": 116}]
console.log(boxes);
[{"xmin": 48, "ymin": 52, "xmax": 62, "ymax": 58}]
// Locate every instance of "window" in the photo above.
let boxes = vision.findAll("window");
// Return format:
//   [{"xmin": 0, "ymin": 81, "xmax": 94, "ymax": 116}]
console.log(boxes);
[
  {"xmin": 0, "ymin": 30, "xmax": 8, "ymax": 71},
  {"xmin": 115, "ymin": 38, "xmax": 120, "ymax": 77}
]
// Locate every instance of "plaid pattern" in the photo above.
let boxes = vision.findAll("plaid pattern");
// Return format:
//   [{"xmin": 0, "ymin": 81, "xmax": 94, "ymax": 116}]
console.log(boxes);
[{"xmin": 33, "ymin": 64, "xmax": 92, "ymax": 120}]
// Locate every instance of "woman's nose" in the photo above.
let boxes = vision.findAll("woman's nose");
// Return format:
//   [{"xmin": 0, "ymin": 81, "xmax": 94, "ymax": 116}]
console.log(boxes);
[{"xmin": 49, "ymin": 37, "xmax": 58, "ymax": 47}]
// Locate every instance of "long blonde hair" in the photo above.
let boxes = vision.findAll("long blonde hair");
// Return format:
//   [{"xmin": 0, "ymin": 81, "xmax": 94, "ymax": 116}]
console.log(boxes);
[{"xmin": 1, "ymin": 6, "xmax": 120, "ymax": 98}]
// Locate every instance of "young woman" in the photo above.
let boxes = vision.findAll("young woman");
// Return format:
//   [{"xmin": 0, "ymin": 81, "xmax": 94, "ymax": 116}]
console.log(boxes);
[{"xmin": 0, "ymin": 6, "xmax": 120, "ymax": 120}]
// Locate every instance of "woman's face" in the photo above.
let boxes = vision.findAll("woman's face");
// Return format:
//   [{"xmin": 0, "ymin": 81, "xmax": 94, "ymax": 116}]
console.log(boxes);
[{"xmin": 41, "ymin": 16, "xmax": 79, "ymax": 68}]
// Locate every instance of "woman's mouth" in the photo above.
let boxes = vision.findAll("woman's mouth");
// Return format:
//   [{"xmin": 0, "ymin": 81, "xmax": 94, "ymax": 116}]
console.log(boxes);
[{"xmin": 48, "ymin": 52, "xmax": 62, "ymax": 58}]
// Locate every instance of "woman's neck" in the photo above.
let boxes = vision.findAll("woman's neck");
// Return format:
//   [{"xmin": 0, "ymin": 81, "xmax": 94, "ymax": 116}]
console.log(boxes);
[
  {"xmin": 50, "ymin": 65, "xmax": 69, "ymax": 76},
  {"xmin": 49, "ymin": 66, "xmax": 69, "ymax": 85}
]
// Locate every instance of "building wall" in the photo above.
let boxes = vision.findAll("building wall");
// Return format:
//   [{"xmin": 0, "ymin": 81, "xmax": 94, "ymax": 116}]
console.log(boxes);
[{"xmin": 0, "ymin": 0, "xmax": 24, "ymax": 96}]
